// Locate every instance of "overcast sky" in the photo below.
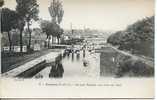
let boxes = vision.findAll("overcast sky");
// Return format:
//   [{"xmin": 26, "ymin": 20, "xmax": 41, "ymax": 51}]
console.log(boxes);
[{"xmin": 3, "ymin": 0, "xmax": 154, "ymax": 31}]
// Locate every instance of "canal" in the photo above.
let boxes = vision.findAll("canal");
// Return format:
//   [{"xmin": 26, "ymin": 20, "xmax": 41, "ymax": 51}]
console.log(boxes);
[
  {"xmin": 62, "ymin": 50, "xmax": 100, "ymax": 78},
  {"xmin": 34, "ymin": 49, "xmax": 100, "ymax": 78}
]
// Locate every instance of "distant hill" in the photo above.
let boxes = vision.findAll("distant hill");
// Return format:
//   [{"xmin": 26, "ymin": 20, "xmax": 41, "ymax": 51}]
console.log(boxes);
[{"xmin": 107, "ymin": 16, "xmax": 154, "ymax": 58}]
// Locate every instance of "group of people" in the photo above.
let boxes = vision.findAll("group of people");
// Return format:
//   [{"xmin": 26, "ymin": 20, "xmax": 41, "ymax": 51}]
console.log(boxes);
[{"xmin": 63, "ymin": 47, "xmax": 81, "ymax": 60}]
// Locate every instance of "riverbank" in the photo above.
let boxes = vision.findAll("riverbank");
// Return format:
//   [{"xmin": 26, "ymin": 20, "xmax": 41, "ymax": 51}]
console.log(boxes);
[
  {"xmin": 100, "ymin": 45, "xmax": 154, "ymax": 77},
  {"xmin": 1, "ymin": 49, "xmax": 60, "ymax": 73},
  {"xmin": 2, "ymin": 49, "xmax": 63, "ymax": 77}
]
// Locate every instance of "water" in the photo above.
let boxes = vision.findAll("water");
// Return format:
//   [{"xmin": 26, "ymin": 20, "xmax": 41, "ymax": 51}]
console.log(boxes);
[
  {"xmin": 34, "ymin": 50, "xmax": 100, "ymax": 78},
  {"xmin": 62, "ymin": 51, "xmax": 89, "ymax": 77},
  {"xmin": 62, "ymin": 50, "xmax": 100, "ymax": 78}
]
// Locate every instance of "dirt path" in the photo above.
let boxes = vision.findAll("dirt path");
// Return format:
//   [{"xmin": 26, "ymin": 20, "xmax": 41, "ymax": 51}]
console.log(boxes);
[{"xmin": 108, "ymin": 45, "xmax": 154, "ymax": 67}]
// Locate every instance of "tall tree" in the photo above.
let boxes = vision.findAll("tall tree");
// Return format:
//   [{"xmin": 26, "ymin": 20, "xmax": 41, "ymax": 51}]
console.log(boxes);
[
  {"xmin": 49, "ymin": 0, "xmax": 64, "ymax": 24},
  {"xmin": 16, "ymin": 0, "xmax": 39, "ymax": 51},
  {"xmin": 0, "ymin": 0, "xmax": 4, "ymax": 7},
  {"xmin": 40, "ymin": 20, "xmax": 51, "ymax": 48},
  {"xmin": 48, "ymin": 0, "xmax": 64, "ymax": 44},
  {"xmin": 40, "ymin": 20, "xmax": 59, "ymax": 48},
  {"xmin": 1, "ymin": 8, "xmax": 18, "ymax": 51}
]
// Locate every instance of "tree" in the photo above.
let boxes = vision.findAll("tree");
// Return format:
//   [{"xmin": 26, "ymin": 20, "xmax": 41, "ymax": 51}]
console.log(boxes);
[
  {"xmin": 0, "ymin": 0, "xmax": 4, "ymax": 7},
  {"xmin": 107, "ymin": 16, "xmax": 154, "ymax": 57},
  {"xmin": 18, "ymin": 19, "xmax": 25, "ymax": 52},
  {"xmin": 49, "ymin": 0, "xmax": 64, "ymax": 24},
  {"xmin": 1, "ymin": 8, "xmax": 18, "ymax": 51},
  {"xmin": 16, "ymin": 0, "xmax": 39, "ymax": 52},
  {"xmin": 40, "ymin": 20, "xmax": 52, "ymax": 48},
  {"xmin": 40, "ymin": 20, "xmax": 60, "ymax": 47},
  {"xmin": 55, "ymin": 26, "xmax": 64, "ymax": 44},
  {"xmin": 48, "ymin": 0, "xmax": 64, "ymax": 44}
]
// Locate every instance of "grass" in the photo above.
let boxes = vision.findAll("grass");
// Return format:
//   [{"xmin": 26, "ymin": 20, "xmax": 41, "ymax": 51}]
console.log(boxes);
[
  {"xmin": 1, "ymin": 49, "xmax": 53, "ymax": 73},
  {"xmin": 116, "ymin": 58, "xmax": 154, "ymax": 77},
  {"xmin": 100, "ymin": 48, "xmax": 154, "ymax": 78}
]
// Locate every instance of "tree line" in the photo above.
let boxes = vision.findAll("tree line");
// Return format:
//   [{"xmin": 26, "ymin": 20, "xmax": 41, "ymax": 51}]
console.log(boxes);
[
  {"xmin": 40, "ymin": 0, "xmax": 64, "ymax": 48},
  {"xmin": 1, "ymin": 0, "xmax": 64, "ymax": 52},
  {"xmin": 107, "ymin": 16, "xmax": 154, "ymax": 57},
  {"xmin": 1, "ymin": 0, "xmax": 39, "ymax": 52}
]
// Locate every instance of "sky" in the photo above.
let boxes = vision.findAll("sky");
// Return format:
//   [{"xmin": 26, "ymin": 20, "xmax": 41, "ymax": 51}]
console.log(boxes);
[{"xmin": 3, "ymin": 0, "xmax": 154, "ymax": 31}]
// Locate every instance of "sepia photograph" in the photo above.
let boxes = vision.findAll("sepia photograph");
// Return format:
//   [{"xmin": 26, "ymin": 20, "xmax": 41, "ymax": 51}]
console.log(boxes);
[
  {"xmin": 0, "ymin": 99, "xmax": 155, "ymax": 100},
  {"xmin": 0, "ymin": 0, "xmax": 155, "ymax": 98},
  {"xmin": 1, "ymin": 0, "xmax": 154, "ymax": 79}
]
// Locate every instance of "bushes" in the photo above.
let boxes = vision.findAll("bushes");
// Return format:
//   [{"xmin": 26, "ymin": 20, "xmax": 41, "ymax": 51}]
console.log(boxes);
[
  {"xmin": 107, "ymin": 16, "xmax": 154, "ymax": 58},
  {"xmin": 99, "ymin": 48, "xmax": 154, "ymax": 77},
  {"xmin": 107, "ymin": 31, "xmax": 125, "ymax": 46},
  {"xmin": 116, "ymin": 58, "xmax": 154, "ymax": 77}
]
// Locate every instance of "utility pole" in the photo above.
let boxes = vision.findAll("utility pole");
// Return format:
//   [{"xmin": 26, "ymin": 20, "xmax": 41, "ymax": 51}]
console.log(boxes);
[
  {"xmin": 84, "ymin": 25, "xmax": 86, "ymax": 32},
  {"xmin": 70, "ymin": 22, "xmax": 73, "ymax": 34}
]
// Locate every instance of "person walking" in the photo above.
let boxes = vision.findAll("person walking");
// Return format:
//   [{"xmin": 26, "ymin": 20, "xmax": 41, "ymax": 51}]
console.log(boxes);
[
  {"xmin": 83, "ymin": 49, "xmax": 86, "ymax": 58},
  {"xmin": 76, "ymin": 50, "xmax": 80, "ymax": 60},
  {"xmin": 82, "ymin": 44, "xmax": 86, "ymax": 58}
]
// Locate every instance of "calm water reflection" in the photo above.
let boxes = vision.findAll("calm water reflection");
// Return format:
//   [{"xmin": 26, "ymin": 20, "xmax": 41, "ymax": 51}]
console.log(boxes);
[{"xmin": 61, "ymin": 50, "xmax": 91, "ymax": 77}]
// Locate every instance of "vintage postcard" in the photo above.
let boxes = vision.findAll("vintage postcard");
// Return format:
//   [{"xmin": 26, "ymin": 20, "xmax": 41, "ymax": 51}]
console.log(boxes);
[
  {"xmin": 2, "ymin": 98, "xmax": 153, "ymax": 100},
  {"xmin": 0, "ymin": 0, "xmax": 155, "ymax": 98}
]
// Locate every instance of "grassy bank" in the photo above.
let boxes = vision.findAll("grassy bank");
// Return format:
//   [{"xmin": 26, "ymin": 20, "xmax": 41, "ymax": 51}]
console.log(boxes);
[{"xmin": 100, "ymin": 48, "xmax": 154, "ymax": 78}]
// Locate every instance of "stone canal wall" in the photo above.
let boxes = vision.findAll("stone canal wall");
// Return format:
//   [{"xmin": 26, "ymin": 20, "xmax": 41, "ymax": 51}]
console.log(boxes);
[
  {"xmin": 16, "ymin": 60, "xmax": 47, "ymax": 78},
  {"xmin": 2, "ymin": 51, "xmax": 62, "ymax": 78}
]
